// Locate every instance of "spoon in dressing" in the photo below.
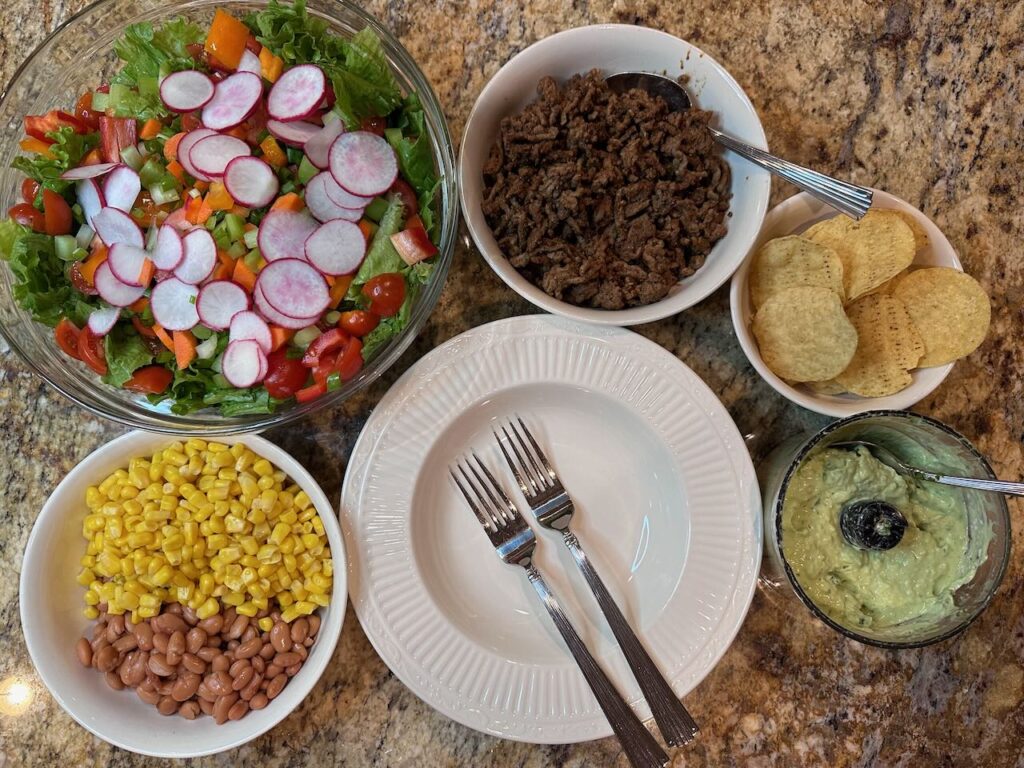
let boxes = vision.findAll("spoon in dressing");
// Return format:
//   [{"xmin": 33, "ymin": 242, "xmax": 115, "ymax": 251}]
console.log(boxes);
[{"xmin": 605, "ymin": 71, "xmax": 874, "ymax": 220}]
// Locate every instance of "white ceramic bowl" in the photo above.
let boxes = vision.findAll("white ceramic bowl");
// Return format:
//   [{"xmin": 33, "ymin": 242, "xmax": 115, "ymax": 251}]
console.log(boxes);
[
  {"xmin": 458, "ymin": 24, "xmax": 772, "ymax": 326},
  {"xmin": 19, "ymin": 431, "xmax": 347, "ymax": 758},
  {"xmin": 730, "ymin": 189, "xmax": 962, "ymax": 417}
]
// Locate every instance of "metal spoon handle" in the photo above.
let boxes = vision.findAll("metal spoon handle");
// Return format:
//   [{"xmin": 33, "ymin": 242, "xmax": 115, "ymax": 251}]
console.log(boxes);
[
  {"xmin": 708, "ymin": 126, "xmax": 873, "ymax": 220},
  {"xmin": 926, "ymin": 473, "xmax": 1024, "ymax": 497}
]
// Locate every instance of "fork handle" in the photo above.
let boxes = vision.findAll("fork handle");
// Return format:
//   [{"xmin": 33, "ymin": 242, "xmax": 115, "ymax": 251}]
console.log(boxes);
[
  {"xmin": 525, "ymin": 564, "xmax": 669, "ymax": 768},
  {"xmin": 563, "ymin": 532, "xmax": 699, "ymax": 746}
]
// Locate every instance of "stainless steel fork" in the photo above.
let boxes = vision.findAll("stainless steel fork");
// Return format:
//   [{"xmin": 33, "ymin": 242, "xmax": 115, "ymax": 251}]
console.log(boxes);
[
  {"xmin": 450, "ymin": 454, "xmax": 669, "ymax": 768},
  {"xmin": 496, "ymin": 417, "xmax": 700, "ymax": 746}
]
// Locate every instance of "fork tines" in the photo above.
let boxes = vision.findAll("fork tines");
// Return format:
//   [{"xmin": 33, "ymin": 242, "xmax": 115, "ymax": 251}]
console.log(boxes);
[
  {"xmin": 450, "ymin": 452, "xmax": 518, "ymax": 531},
  {"xmin": 495, "ymin": 416, "xmax": 557, "ymax": 498}
]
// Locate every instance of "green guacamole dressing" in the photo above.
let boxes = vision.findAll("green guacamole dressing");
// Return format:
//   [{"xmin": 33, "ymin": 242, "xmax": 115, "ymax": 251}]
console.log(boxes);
[{"xmin": 782, "ymin": 446, "xmax": 987, "ymax": 630}]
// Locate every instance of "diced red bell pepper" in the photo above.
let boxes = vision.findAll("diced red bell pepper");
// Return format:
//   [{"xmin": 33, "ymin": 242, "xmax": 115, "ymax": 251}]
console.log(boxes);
[
  {"xmin": 390, "ymin": 222, "xmax": 438, "ymax": 267},
  {"xmin": 99, "ymin": 116, "xmax": 138, "ymax": 164},
  {"xmin": 24, "ymin": 110, "xmax": 89, "ymax": 142},
  {"xmin": 295, "ymin": 381, "xmax": 327, "ymax": 403},
  {"xmin": 301, "ymin": 327, "xmax": 350, "ymax": 368}
]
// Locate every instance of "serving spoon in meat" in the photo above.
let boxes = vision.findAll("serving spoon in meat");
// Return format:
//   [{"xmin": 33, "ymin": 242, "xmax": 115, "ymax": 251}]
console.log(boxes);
[{"xmin": 606, "ymin": 72, "xmax": 873, "ymax": 219}]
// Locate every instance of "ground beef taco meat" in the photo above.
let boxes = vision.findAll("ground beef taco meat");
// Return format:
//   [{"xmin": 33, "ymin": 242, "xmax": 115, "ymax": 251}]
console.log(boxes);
[{"xmin": 481, "ymin": 69, "xmax": 731, "ymax": 310}]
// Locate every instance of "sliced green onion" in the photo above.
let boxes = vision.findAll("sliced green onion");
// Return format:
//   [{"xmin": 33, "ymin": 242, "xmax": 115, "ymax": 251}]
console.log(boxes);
[
  {"xmin": 120, "ymin": 145, "xmax": 145, "ymax": 172},
  {"xmin": 243, "ymin": 229, "xmax": 259, "ymax": 250},
  {"xmin": 292, "ymin": 326, "xmax": 321, "ymax": 349},
  {"xmin": 297, "ymin": 155, "xmax": 319, "ymax": 185},
  {"xmin": 326, "ymin": 371, "xmax": 342, "ymax": 391},
  {"xmin": 150, "ymin": 185, "xmax": 179, "ymax": 206},
  {"xmin": 54, "ymin": 235, "xmax": 79, "ymax": 262},
  {"xmin": 325, "ymin": 310, "xmax": 341, "ymax": 325}
]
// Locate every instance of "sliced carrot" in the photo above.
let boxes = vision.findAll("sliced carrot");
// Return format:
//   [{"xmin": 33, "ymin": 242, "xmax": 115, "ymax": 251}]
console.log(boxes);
[
  {"xmin": 152, "ymin": 323, "xmax": 176, "ymax": 353},
  {"xmin": 128, "ymin": 296, "xmax": 149, "ymax": 313},
  {"xmin": 216, "ymin": 249, "xmax": 235, "ymax": 268},
  {"xmin": 270, "ymin": 192, "xmax": 304, "ymax": 212},
  {"xmin": 140, "ymin": 118, "xmax": 163, "ymax": 140},
  {"xmin": 259, "ymin": 136, "xmax": 286, "ymax": 167},
  {"xmin": 205, "ymin": 9, "xmax": 249, "ymax": 70},
  {"xmin": 79, "ymin": 246, "xmax": 108, "ymax": 286},
  {"xmin": 258, "ymin": 47, "xmax": 285, "ymax": 83},
  {"xmin": 243, "ymin": 222, "xmax": 257, "ymax": 232},
  {"xmin": 230, "ymin": 205, "xmax": 250, "ymax": 218},
  {"xmin": 357, "ymin": 219, "xmax": 377, "ymax": 241},
  {"xmin": 19, "ymin": 137, "xmax": 54, "ymax": 157},
  {"xmin": 204, "ymin": 181, "xmax": 234, "ymax": 211},
  {"xmin": 225, "ymin": 125, "xmax": 248, "ymax": 141},
  {"xmin": 164, "ymin": 132, "xmax": 186, "ymax": 162},
  {"xmin": 211, "ymin": 261, "xmax": 233, "ymax": 281},
  {"xmin": 166, "ymin": 160, "xmax": 186, "ymax": 183},
  {"xmin": 329, "ymin": 275, "xmax": 353, "ymax": 308},
  {"xmin": 232, "ymin": 258, "xmax": 257, "ymax": 293},
  {"xmin": 269, "ymin": 325, "xmax": 294, "ymax": 352},
  {"xmin": 185, "ymin": 194, "xmax": 214, "ymax": 225},
  {"xmin": 131, "ymin": 316, "xmax": 157, "ymax": 338},
  {"xmin": 194, "ymin": 180, "xmax": 210, "ymax": 193},
  {"xmin": 173, "ymin": 330, "xmax": 197, "ymax": 370},
  {"xmin": 137, "ymin": 258, "xmax": 155, "ymax": 286},
  {"xmin": 82, "ymin": 148, "xmax": 105, "ymax": 166}
]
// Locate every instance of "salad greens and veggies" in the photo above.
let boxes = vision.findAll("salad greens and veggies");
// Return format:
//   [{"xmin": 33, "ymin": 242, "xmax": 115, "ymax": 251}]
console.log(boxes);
[{"xmin": 2, "ymin": 0, "xmax": 441, "ymax": 415}]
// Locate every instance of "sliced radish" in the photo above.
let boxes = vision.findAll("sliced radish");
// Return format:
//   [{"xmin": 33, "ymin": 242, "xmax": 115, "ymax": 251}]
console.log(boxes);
[
  {"xmin": 267, "ymin": 65, "xmax": 326, "ymax": 121},
  {"xmin": 150, "ymin": 277, "xmax": 200, "ymax": 330},
  {"xmin": 322, "ymin": 171, "xmax": 372, "ymax": 210},
  {"xmin": 61, "ymin": 162, "xmax": 118, "ymax": 181},
  {"xmin": 160, "ymin": 70, "xmax": 216, "ymax": 113},
  {"xmin": 229, "ymin": 310, "xmax": 273, "ymax": 354},
  {"xmin": 176, "ymin": 229, "xmax": 217, "ymax": 284},
  {"xmin": 189, "ymin": 134, "xmax": 251, "ymax": 178},
  {"xmin": 256, "ymin": 258, "xmax": 330, "ymax": 319},
  {"xmin": 305, "ymin": 173, "xmax": 362, "ymax": 223},
  {"xmin": 305, "ymin": 219, "xmax": 366, "ymax": 276},
  {"xmin": 329, "ymin": 131, "xmax": 398, "ymax": 197},
  {"xmin": 197, "ymin": 280, "xmax": 250, "ymax": 330},
  {"xmin": 108, "ymin": 243, "xmax": 152, "ymax": 287},
  {"xmin": 258, "ymin": 209, "xmax": 319, "ymax": 262},
  {"xmin": 77, "ymin": 179, "xmax": 105, "ymax": 229},
  {"xmin": 237, "ymin": 49, "xmax": 262, "ymax": 76},
  {"xmin": 223, "ymin": 156, "xmax": 278, "ymax": 208},
  {"xmin": 305, "ymin": 119, "xmax": 345, "ymax": 170},
  {"xmin": 102, "ymin": 165, "xmax": 142, "ymax": 212},
  {"xmin": 94, "ymin": 262, "xmax": 146, "ymax": 307},
  {"xmin": 221, "ymin": 339, "xmax": 268, "ymax": 388},
  {"xmin": 152, "ymin": 225, "xmax": 184, "ymax": 270},
  {"xmin": 201, "ymin": 72, "xmax": 263, "ymax": 131},
  {"xmin": 266, "ymin": 119, "xmax": 320, "ymax": 147},
  {"xmin": 87, "ymin": 305, "xmax": 120, "ymax": 336},
  {"xmin": 93, "ymin": 207, "xmax": 144, "ymax": 247},
  {"xmin": 253, "ymin": 284, "xmax": 319, "ymax": 329},
  {"xmin": 176, "ymin": 128, "xmax": 218, "ymax": 182}
]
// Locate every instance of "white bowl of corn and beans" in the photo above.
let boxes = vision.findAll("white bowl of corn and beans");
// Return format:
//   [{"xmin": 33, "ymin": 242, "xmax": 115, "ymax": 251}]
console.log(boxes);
[{"xmin": 19, "ymin": 432, "xmax": 346, "ymax": 758}]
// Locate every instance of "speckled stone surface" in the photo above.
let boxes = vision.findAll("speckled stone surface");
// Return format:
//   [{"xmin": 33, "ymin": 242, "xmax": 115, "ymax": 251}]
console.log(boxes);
[{"xmin": 1, "ymin": 1, "xmax": 1022, "ymax": 766}]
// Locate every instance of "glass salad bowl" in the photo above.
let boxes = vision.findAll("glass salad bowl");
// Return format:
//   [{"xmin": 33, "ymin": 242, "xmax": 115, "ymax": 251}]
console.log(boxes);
[{"xmin": 0, "ymin": 0, "xmax": 456, "ymax": 434}]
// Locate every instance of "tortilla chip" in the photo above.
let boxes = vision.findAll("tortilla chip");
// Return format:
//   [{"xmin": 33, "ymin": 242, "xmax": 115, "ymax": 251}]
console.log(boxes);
[
  {"xmin": 834, "ymin": 294, "xmax": 925, "ymax": 396},
  {"xmin": 749, "ymin": 235, "xmax": 845, "ymax": 309}
]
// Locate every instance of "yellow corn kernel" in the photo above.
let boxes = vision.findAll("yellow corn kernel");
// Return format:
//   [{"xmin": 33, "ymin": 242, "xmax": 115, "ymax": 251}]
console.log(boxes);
[
  {"xmin": 139, "ymin": 593, "xmax": 160, "ymax": 609},
  {"xmin": 77, "ymin": 568, "xmax": 95, "ymax": 586},
  {"xmin": 269, "ymin": 523, "xmax": 290, "ymax": 546},
  {"xmin": 83, "ymin": 606, "xmax": 99, "ymax": 619},
  {"xmin": 222, "ymin": 591, "xmax": 245, "ymax": 606},
  {"xmin": 257, "ymin": 475, "xmax": 275, "ymax": 491},
  {"xmin": 258, "ymin": 617, "xmax": 274, "ymax": 632},
  {"xmin": 83, "ymin": 589, "xmax": 100, "ymax": 606},
  {"xmin": 236, "ymin": 602, "xmax": 258, "ymax": 617},
  {"xmin": 280, "ymin": 606, "xmax": 299, "ymax": 623},
  {"xmin": 196, "ymin": 597, "xmax": 219, "ymax": 619},
  {"xmin": 312, "ymin": 517, "xmax": 325, "ymax": 536}
]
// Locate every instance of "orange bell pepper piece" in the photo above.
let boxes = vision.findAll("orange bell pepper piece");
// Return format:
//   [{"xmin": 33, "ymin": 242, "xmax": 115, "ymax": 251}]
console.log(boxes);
[
  {"xmin": 259, "ymin": 136, "xmax": 286, "ymax": 167},
  {"xmin": 19, "ymin": 137, "xmax": 54, "ymax": 157},
  {"xmin": 79, "ymin": 246, "xmax": 108, "ymax": 286},
  {"xmin": 269, "ymin": 326, "xmax": 294, "ymax": 352},
  {"xmin": 259, "ymin": 48, "xmax": 285, "ymax": 83},
  {"xmin": 211, "ymin": 261, "xmax": 233, "ymax": 281},
  {"xmin": 166, "ymin": 160, "xmax": 186, "ymax": 183},
  {"xmin": 232, "ymin": 258, "xmax": 257, "ymax": 293},
  {"xmin": 357, "ymin": 219, "xmax": 377, "ymax": 241},
  {"xmin": 204, "ymin": 9, "xmax": 249, "ymax": 70},
  {"xmin": 270, "ymin": 192, "xmax": 304, "ymax": 212},
  {"xmin": 329, "ymin": 275, "xmax": 353, "ymax": 308},
  {"xmin": 204, "ymin": 181, "xmax": 234, "ymax": 211},
  {"xmin": 185, "ymin": 194, "xmax": 213, "ymax": 225},
  {"xmin": 131, "ymin": 316, "xmax": 157, "ymax": 338},
  {"xmin": 164, "ymin": 132, "xmax": 186, "ymax": 162},
  {"xmin": 173, "ymin": 330, "xmax": 197, "ymax": 370},
  {"xmin": 81, "ymin": 148, "xmax": 105, "ymax": 166},
  {"xmin": 136, "ymin": 258, "xmax": 155, "ymax": 286}
]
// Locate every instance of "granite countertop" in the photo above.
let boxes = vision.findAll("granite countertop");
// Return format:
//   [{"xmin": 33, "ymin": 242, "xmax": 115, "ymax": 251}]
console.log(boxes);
[{"xmin": 1, "ymin": 1, "xmax": 1022, "ymax": 766}]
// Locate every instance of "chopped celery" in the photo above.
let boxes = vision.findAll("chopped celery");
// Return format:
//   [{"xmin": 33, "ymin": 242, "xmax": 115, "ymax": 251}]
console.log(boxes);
[
  {"xmin": 223, "ymin": 213, "xmax": 245, "ymax": 242},
  {"xmin": 139, "ymin": 157, "xmax": 166, "ymax": 188},
  {"xmin": 90, "ymin": 91, "xmax": 110, "ymax": 112},
  {"xmin": 297, "ymin": 155, "xmax": 319, "ymax": 185},
  {"xmin": 120, "ymin": 145, "xmax": 145, "ymax": 171},
  {"xmin": 150, "ymin": 185, "xmax": 179, "ymax": 206},
  {"xmin": 243, "ymin": 229, "xmax": 259, "ymax": 250},
  {"xmin": 71, "ymin": 247, "xmax": 89, "ymax": 261},
  {"xmin": 54, "ymin": 235, "xmax": 78, "ymax": 262},
  {"xmin": 292, "ymin": 326, "xmax": 321, "ymax": 348},
  {"xmin": 279, "ymin": 180, "xmax": 296, "ymax": 195},
  {"xmin": 325, "ymin": 310, "xmax": 341, "ymax": 324},
  {"xmin": 212, "ymin": 225, "xmax": 232, "ymax": 251},
  {"xmin": 226, "ymin": 241, "xmax": 246, "ymax": 259},
  {"xmin": 108, "ymin": 83, "xmax": 133, "ymax": 108},
  {"xmin": 195, "ymin": 334, "xmax": 219, "ymax": 360},
  {"xmin": 326, "ymin": 371, "xmax": 342, "ymax": 391},
  {"xmin": 244, "ymin": 249, "xmax": 262, "ymax": 271},
  {"xmin": 364, "ymin": 197, "xmax": 389, "ymax": 222}
]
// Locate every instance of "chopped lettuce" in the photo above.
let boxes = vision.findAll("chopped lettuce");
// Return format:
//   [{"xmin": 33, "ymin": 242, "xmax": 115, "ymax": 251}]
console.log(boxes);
[
  {"xmin": 110, "ymin": 19, "xmax": 205, "ymax": 119},
  {"xmin": 246, "ymin": 0, "xmax": 402, "ymax": 128},
  {"xmin": 12, "ymin": 126, "xmax": 99, "ymax": 196},
  {"xmin": 349, "ymin": 195, "xmax": 405, "ymax": 293},
  {"xmin": 102, "ymin": 328, "xmax": 154, "ymax": 387},
  {"xmin": 0, "ymin": 221, "xmax": 96, "ymax": 327}
]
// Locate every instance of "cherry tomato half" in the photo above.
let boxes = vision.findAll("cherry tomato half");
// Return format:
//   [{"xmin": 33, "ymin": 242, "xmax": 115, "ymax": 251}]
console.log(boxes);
[
  {"xmin": 124, "ymin": 365, "xmax": 173, "ymax": 394},
  {"xmin": 42, "ymin": 188, "xmax": 73, "ymax": 236},
  {"xmin": 390, "ymin": 179, "xmax": 419, "ymax": 217},
  {"xmin": 264, "ymin": 349, "xmax": 310, "ymax": 399},
  {"xmin": 69, "ymin": 262, "xmax": 99, "ymax": 296},
  {"xmin": 301, "ymin": 327, "xmax": 349, "ymax": 368},
  {"xmin": 74, "ymin": 92, "xmax": 102, "ymax": 130},
  {"xmin": 360, "ymin": 116, "xmax": 387, "ymax": 137},
  {"xmin": 21, "ymin": 178, "xmax": 40, "ymax": 205},
  {"xmin": 334, "ymin": 337, "xmax": 363, "ymax": 381},
  {"xmin": 361, "ymin": 273, "xmax": 406, "ymax": 318},
  {"xmin": 55, "ymin": 318, "xmax": 82, "ymax": 360},
  {"xmin": 8, "ymin": 203, "xmax": 45, "ymax": 232},
  {"xmin": 338, "ymin": 310, "xmax": 380, "ymax": 337},
  {"xmin": 78, "ymin": 328, "xmax": 108, "ymax": 376}
]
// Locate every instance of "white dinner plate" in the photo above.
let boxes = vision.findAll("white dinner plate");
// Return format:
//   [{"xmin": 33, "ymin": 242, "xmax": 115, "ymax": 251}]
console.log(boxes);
[{"xmin": 340, "ymin": 315, "xmax": 761, "ymax": 743}]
